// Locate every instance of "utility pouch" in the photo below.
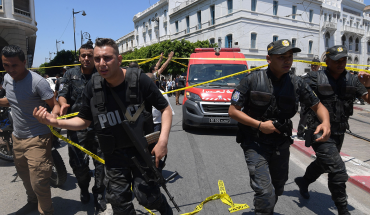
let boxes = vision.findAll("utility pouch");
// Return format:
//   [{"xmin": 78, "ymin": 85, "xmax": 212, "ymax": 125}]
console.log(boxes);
[
  {"xmin": 272, "ymin": 119, "xmax": 293, "ymax": 137},
  {"xmin": 97, "ymin": 134, "xmax": 116, "ymax": 154},
  {"xmin": 236, "ymin": 128, "xmax": 244, "ymax": 143},
  {"xmin": 304, "ymin": 129, "xmax": 314, "ymax": 147}
]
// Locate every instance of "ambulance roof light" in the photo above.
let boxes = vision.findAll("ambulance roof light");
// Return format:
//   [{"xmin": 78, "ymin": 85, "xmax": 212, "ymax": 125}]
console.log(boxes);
[{"xmin": 194, "ymin": 48, "xmax": 241, "ymax": 53}]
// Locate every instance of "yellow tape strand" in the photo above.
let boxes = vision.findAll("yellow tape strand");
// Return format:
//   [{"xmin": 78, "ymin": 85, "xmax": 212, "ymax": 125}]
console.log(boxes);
[
  {"xmin": 48, "ymin": 125, "xmax": 105, "ymax": 164},
  {"xmin": 181, "ymin": 180, "xmax": 249, "ymax": 215}
]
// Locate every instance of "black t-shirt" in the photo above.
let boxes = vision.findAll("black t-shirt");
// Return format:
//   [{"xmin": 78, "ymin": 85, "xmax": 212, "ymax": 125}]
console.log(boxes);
[
  {"xmin": 232, "ymin": 68, "xmax": 319, "ymax": 109},
  {"xmin": 78, "ymin": 73, "xmax": 169, "ymax": 123}
]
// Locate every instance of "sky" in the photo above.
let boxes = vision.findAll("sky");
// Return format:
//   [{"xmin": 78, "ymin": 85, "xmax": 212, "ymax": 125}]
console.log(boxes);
[
  {"xmin": 33, "ymin": 0, "xmax": 370, "ymax": 67},
  {"xmin": 33, "ymin": 0, "xmax": 157, "ymax": 67}
]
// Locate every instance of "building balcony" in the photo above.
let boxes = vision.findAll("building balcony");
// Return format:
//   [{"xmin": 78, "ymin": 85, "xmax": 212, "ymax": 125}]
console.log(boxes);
[
  {"xmin": 344, "ymin": 25, "xmax": 364, "ymax": 36},
  {"xmin": 154, "ymin": 21, "xmax": 158, "ymax": 28},
  {"xmin": 322, "ymin": 21, "xmax": 336, "ymax": 31},
  {"xmin": 142, "ymin": 28, "xmax": 147, "ymax": 34},
  {"xmin": 163, "ymin": 16, "xmax": 167, "ymax": 24}
]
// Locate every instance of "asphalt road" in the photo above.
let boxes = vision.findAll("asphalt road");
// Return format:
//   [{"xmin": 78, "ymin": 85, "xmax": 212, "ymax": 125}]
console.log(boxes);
[{"xmin": 1, "ymin": 94, "xmax": 370, "ymax": 215}]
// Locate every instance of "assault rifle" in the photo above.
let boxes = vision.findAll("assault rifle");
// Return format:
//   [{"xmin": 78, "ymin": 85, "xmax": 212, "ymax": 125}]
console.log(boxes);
[{"xmin": 121, "ymin": 117, "xmax": 181, "ymax": 212}]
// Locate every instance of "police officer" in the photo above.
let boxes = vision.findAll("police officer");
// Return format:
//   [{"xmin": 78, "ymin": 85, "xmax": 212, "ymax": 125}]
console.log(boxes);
[
  {"xmin": 34, "ymin": 38, "xmax": 174, "ymax": 214},
  {"xmin": 297, "ymin": 57, "xmax": 321, "ymax": 139},
  {"xmin": 295, "ymin": 45, "xmax": 370, "ymax": 215},
  {"xmin": 228, "ymin": 39, "xmax": 331, "ymax": 215},
  {"xmin": 58, "ymin": 42, "xmax": 106, "ymax": 212}
]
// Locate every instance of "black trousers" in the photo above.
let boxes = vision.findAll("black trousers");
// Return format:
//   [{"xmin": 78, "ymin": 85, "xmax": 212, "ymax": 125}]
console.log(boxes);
[
  {"xmin": 104, "ymin": 147, "xmax": 170, "ymax": 214},
  {"xmin": 241, "ymin": 140, "xmax": 290, "ymax": 215},
  {"xmin": 67, "ymin": 129, "xmax": 105, "ymax": 197},
  {"xmin": 304, "ymin": 134, "xmax": 348, "ymax": 204}
]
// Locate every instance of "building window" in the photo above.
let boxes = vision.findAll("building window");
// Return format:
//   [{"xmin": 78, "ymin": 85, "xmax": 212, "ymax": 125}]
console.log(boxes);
[
  {"xmin": 197, "ymin": 11, "xmax": 202, "ymax": 30},
  {"xmin": 367, "ymin": 58, "xmax": 370, "ymax": 65},
  {"xmin": 273, "ymin": 1, "xmax": 278, "ymax": 16},
  {"xmin": 186, "ymin": 16, "xmax": 190, "ymax": 33},
  {"xmin": 324, "ymin": 13, "xmax": 327, "ymax": 21},
  {"xmin": 342, "ymin": 35, "xmax": 346, "ymax": 46},
  {"xmin": 149, "ymin": 19, "xmax": 151, "ymax": 26},
  {"xmin": 273, "ymin": 35, "xmax": 278, "ymax": 41},
  {"xmin": 329, "ymin": 14, "xmax": 332, "ymax": 22},
  {"xmin": 210, "ymin": 38, "xmax": 215, "ymax": 45},
  {"xmin": 309, "ymin": 10, "xmax": 313, "ymax": 22},
  {"xmin": 325, "ymin": 32, "xmax": 330, "ymax": 48},
  {"xmin": 309, "ymin": 41, "xmax": 313, "ymax": 54},
  {"xmin": 356, "ymin": 22, "xmax": 359, "ymax": 29},
  {"xmin": 210, "ymin": 5, "xmax": 215, "ymax": 25},
  {"xmin": 0, "ymin": 0, "xmax": 3, "ymax": 10},
  {"xmin": 227, "ymin": 0, "xmax": 233, "ymax": 14},
  {"xmin": 354, "ymin": 57, "xmax": 359, "ymax": 68},
  {"xmin": 348, "ymin": 56, "xmax": 352, "ymax": 64},
  {"xmin": 164, "ymin": 26, "xmax": 167, "ymax": 35},
  {"xmin": 292, "ymin": 6, "xmax": 297, "ymax": 19},
  {"xmin": 175, "ymin": 21, "xmax": 179, "ymax": 33},
  {"xmin": 251, "ymin": 0, "xmax": 257, "ymax": 12},
  {"xmin": 225, "ymin": 34, "xmax": 233, "ymax": 48},
  {"xmin": 14, "ymin": 0, "xmax": 30, "ymax": 16},
  {"xmin": 349, "ymin": 36, "xmax": 353, "ymax": 50},
  {"xmin": 350, "ymin": 20, "xmax": 353, "ymax": 27},
  {"xmin": 144, "ymin": 35, "xmax": 146, "ymax": 43},
  {"xmin": 292, "ymin": 38, "xmax": 296, "ymax": 47},
  {"xmin": 355, "ymin": 38, "xmax": 359, "ymax": 51},
  {"xmin": 251, "ymin": 33, "xmax": 257, "ymax": 48},
  {"xmin": 368, "ymin": 41, "xmax": 370, "ymax": 53},
  {"xmin": 149, "ymin": 33, "xmax": 152, "ymax": 40},
  {"xmin": 164, "ymin": 10, "xmax": 167, "ymax": 17}
]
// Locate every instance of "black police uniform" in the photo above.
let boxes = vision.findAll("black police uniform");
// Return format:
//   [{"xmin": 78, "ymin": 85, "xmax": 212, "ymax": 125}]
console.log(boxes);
[
  {"xmin": 77, "ymin": 70, "xmax": 173, "ymax": 214},
  {"xmin": 231, "ymin": 67, "xmax": 319, "ymax": 215},
  {"xmin": 301, "ymin": 69, "xmax": 367, "ymax": 208},
  {"xmin": 58, "ymin": 66, "xmax": 106, "ymax": 210}
]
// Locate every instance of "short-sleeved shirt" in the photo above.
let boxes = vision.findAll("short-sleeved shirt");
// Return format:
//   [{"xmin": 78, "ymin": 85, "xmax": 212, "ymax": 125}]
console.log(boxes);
[
  {"xmin": 302, "ymin": 69, "xmax": 368, "ymax": 99},
  {"xmin": 231, "ymin": 67, "xmax": 319, "ymax": 146},
  {"xmin": 78, "ymin": 72, "xmax": 169, "ymax": 143},
  {"xmin": 58, "ymin": 66, "xmax": 96, "ymax": 113},
  {"xmin": 167, "ymin": 81, "xmax": 172, "ymax": 87},
  {"xmin": 153, "ymin": 90, "xmax": 175, "ymax": 124},
  {"xmin": 3, "ymin": 71, "xmax": 54, "ymax": 138},
  {"xmin": 231, "ymin": 68, "xmax": 319, "ymax": 109}
]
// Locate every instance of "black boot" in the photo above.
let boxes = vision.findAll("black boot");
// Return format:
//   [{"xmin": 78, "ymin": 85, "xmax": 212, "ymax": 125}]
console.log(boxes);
[
  {"xmin": 16, "ymin": 202, "xmax": 38, "ymax": 215},
  {"xmin": 335, "ymin": 202, "xmax": 350, "ymax": 215},
  {"xmin": 94, "ymin": 193, "xmax": 107, "ymax": 212},
  {"xmin": 295, "ymin": 177, "xmax": 310, "ymax": 199},
  {"xmin": 80, "ymin": 187, "xmax": 90, "ymax": 204}
]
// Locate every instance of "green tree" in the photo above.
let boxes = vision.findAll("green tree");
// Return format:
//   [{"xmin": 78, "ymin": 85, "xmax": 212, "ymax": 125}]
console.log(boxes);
[
  {"xmin": 121, "ymin": 39, "xmax": 217, "ymax": 75},
  {"xmin": 42, "ymin": 50, "xmax": 76, "ymax": 77}
]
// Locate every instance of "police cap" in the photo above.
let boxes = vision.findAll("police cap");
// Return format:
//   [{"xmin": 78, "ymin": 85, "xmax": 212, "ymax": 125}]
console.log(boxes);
[
  {"xmin": 326, "ymin": 45, "xmax": 348, "ymax": 61},
  {"xmin": 267, "ymin": 39, "xmax": 301, "ymax": 55}
]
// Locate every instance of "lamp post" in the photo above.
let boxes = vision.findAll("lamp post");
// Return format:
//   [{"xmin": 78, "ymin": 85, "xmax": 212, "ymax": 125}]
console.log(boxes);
[
  {"xmin": 73, "ymin": 9, "xmax": 86, "ymax": 62},
  {"xmin": 56, "ymin": 40, "xmax": 64, "ymax": 53},
  {"xmin": 49, "ymin": 51, "xmax": 56, "ymax": 61}
]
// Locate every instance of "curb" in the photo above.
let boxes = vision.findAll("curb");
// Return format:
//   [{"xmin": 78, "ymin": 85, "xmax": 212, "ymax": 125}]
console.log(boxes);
[{"xmin": 292, "ymin": 139, "xmax": 370, "ymax": 194}]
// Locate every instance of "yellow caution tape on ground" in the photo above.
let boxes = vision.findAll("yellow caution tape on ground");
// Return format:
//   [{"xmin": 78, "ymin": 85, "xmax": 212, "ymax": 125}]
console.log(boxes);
[
  {"xmin": 48, "ymin": 125, "xmax": 105, "ymax": 164},
  {"xmin": 181, "ymin": 180, "xmax": 249, "ymax": 215}
]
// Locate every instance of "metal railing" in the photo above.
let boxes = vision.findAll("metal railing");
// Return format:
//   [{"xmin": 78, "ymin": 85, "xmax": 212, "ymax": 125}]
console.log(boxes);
[
  {"xmin": 344, "ymin": 25, "xmax": 365, "ymax": 35},
  {"xmin": 322, "ymin": 21, "xmax": 336, "ymax": 30},
  {"xmin": 14, "ymin": 8, "xmax": 30, "ymax": 17}
]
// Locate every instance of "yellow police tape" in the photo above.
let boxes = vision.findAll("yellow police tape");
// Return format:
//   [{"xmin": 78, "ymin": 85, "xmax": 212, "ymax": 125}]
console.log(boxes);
[
  {"xmin": 181, "ymin": 180, "xmax": 249, "ymax": 215},
  {"xmin": 48, "ymin": 125, "xmax": 105, "ymax": 164},
  {"xmin": 293, "ymin": 59, "xmax": 370, "ymax": 74}
]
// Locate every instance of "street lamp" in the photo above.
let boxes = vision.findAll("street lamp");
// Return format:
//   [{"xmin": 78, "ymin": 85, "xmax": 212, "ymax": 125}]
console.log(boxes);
[
  {"xmin": 56, "ymin": 40, "xmax": 64, "ymax": 53},
  {"xmin": 73, "ymin": 9, "xmax": 86, "ymax": 62},
  {"xmin": 49, "ymin": 51, "xmax": 56, "ymax": 61}
]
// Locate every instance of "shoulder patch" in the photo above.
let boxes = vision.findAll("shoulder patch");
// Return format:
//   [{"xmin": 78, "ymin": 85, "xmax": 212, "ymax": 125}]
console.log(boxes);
[{"xmin": 232, "ymin": 91, "xmax": 240, "ymax": 102}]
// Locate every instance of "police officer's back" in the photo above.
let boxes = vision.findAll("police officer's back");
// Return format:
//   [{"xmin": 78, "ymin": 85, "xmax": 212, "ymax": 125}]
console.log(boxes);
[{"xmin": 228, "ymin": 39, "xmax": 331, "ymax": 215}]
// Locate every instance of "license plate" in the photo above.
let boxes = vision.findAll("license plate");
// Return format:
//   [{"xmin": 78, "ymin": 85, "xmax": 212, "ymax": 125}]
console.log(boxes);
[{"xmin": 209, "ymin": 118, "xmax": 230, "ymax": 123}]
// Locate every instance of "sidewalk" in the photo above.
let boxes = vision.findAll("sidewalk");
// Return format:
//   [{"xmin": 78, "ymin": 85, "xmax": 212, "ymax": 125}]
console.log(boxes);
[{"xmin": 291, "ymin": 110, "xmax": 370, "ymax": 194}]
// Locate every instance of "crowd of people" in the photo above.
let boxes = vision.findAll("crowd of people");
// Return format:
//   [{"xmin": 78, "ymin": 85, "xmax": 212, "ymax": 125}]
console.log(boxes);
[{"xmin": 1, "ymin": 37, "xmax": 370, "ymax": 215}]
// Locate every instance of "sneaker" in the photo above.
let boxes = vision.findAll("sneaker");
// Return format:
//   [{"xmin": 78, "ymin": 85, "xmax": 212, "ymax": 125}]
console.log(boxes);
[
  {"xmin": 94, "ymin": 194, "xmax": 107, "ymax": 212},
  {"xmin": 294, "ymin": 177, "xmax": 310, "ymax": 199},
  {"xmin": 80, "ymin": 188, "xmax": 90, "ymax": 204},
  {"xmin": 16, "ymin": 202, "xmax": 38, "ymax": 215},
  {"xmin": 297, "ymin": 135, "xmax": 304, "ymax": 140}
]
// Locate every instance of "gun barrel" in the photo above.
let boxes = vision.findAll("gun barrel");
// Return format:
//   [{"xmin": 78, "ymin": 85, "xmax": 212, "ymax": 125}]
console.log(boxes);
[{"xmin": 162, "ymin": 185, "xmax": 181, "ymax": 212}]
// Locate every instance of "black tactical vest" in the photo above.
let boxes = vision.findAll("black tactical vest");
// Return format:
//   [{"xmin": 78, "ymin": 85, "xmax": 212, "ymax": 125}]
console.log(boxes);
[
  {"xmin": 238, "ymin": 70, "xmax": 299, "ymax": 142},
  {"xmin": 307, "ymin": 70, "xmax": 356, "ymax": 135},
  {"xmin": 90, "ymin": 67, "xmax": 154, "ymax": 154}
]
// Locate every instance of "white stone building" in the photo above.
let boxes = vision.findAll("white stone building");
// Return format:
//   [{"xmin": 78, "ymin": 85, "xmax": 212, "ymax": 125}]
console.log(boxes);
[
  {"xmin": 0, "ymin": 0, "xmax": 37, "ymax": 70},
  {"xmin": 117, "ymin": 0, "xmax": 370, "ymax": 75}
]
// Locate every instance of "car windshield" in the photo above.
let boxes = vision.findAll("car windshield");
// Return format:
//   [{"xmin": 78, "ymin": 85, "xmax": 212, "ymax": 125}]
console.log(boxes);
[{"xmin": 188, "ymin": 64, "xmax": 248, "ymax": 86}]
